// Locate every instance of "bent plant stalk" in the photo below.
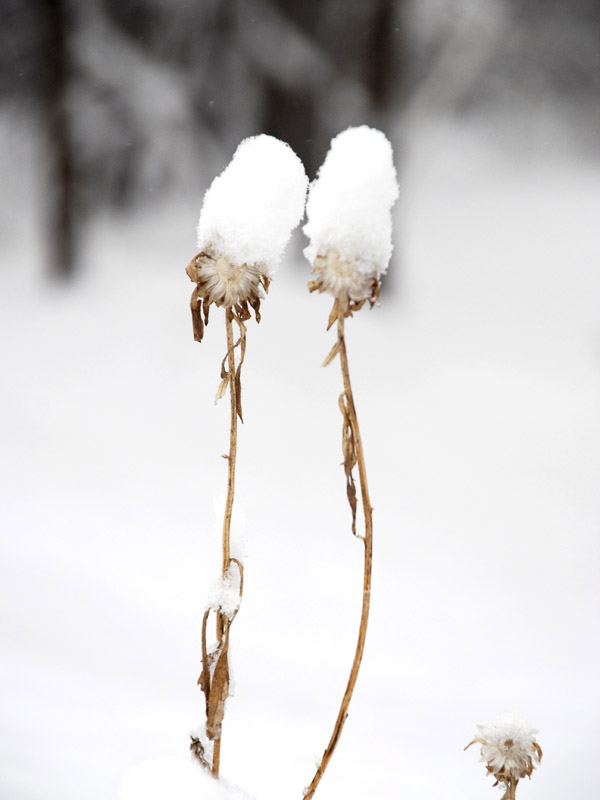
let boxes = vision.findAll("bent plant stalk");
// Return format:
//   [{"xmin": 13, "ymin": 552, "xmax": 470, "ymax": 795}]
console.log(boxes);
[
  {"xmin": 303, "ymin": 311, "xmax": 373, "ymax": 800},
  {"xmin": 197, "ymin": 307, "xmax": 247, "ymax": 778}
]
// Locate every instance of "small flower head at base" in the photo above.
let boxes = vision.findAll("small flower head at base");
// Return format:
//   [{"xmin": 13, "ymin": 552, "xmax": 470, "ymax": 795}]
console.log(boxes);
[
  {"xmin": 187, "ymin": 134, "xmax": 308, "ymax": 341},
  {"xmin": 465, "ymin": 712, "xmax": 542, "ymax": 800},
  {"xmin": 303, "ymin": 126, "xmax": 398, "ymax": 323}
]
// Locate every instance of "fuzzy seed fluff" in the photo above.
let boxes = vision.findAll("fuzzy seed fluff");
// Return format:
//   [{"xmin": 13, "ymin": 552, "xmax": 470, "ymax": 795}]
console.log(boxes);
[
  {"xmin": 303, "ymin": 126, "xmax": 399, "ymax": 284},
  {"xmin": 197, "ymin": 135, "xmax": 308, "ymax": 274},
  {"xmin": 468, "ymin": 711, "xmax": 542, "ymax": 787}
]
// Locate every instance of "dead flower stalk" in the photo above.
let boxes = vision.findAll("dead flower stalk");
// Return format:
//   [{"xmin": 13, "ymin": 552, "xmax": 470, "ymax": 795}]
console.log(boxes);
[
  {"xmin": 302, "ymin": 263, "xmax": 378, "ymax": 800},
  {"xmin": 185, "ymin": 134, "xmax": 308, "ymax": 780},
  {"xmin": 186, "ymin": 249, "xmax": 266, "ymax": 776},
  {"xmin": 302, "ymin": 126, "xmax": 398, "ymax": 799}
]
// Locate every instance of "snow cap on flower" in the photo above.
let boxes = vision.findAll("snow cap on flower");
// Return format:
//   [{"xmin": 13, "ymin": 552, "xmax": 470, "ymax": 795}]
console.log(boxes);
[
  {"xmin": 187, "ymin": 135, "xmax": 308, "ymax": 340},
  {"xmin": 304, "ymin": 126, "xmax": 398, "ymax": 308},
  {"xmin": 466, "ymin": 712, "xmax": 542, "ymax": 799},
  {"xmin": 197, "ymin": 134, "xmax": 308, "ymax": 274}
]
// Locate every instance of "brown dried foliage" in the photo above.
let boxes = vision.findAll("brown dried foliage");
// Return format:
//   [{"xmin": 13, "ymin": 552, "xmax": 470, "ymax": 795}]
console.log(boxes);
[
  {"xmin": 186, "ymin": 251, "xmax": 269, "ymax": 343},
  {"xmin": 307, "ymin": 250, "xmax": 380, "ymax": 330},
  {"xmin": 216, "ymin": 314, "xmax": 247, "ymax": 422},
  {"xmin": 339, "ymin": 392, "xmax": 358, "ymax": 535},
  {"xmin": 198, "ymin": 563, "xmax": 244, "ymax": 739}
]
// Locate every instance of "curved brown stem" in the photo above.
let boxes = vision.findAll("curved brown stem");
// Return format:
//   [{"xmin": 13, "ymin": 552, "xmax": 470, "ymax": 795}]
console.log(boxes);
[
  {"xmin": 303, "ymin": 313, "xmax": 374, "ymax": 800},
  {"xmin": 212, "ymin": 307, "xmax": 238, "ymax": 776}
]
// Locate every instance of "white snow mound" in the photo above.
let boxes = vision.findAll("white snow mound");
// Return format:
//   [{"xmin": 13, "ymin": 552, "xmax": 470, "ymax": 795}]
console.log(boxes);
[
  {"xmin": 117, "ymin": 756, "xmax": 257, "ymax": 800},
  {"xmin": 304, "ymin": 125, "xmax": 399, "ymax": 276},
  {"xmin": 197, "ymin": 134, "xmax": 308, "ymax": 274}
]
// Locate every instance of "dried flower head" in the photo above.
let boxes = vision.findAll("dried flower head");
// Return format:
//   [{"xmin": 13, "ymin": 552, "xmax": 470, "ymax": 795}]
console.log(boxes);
[
  {"xmin": 304, "ymin": 126, "xmax": 398, "ymax": 321},
  {"xmin": 186, "ymin": 252, "xmax": 269, "ymax": 342},
  {"xmin": 187, "ymin": 134, "xmax": 307, "ymax": 341},
  {"xmin": 307, "ymin": 248, "xmax": 380, "ymax": 326},
  {"xmin": 466, "ymin": 712, "xmax": 542, "ymax": 800}
]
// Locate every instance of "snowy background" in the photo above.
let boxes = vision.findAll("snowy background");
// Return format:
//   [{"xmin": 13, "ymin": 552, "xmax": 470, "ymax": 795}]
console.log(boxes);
[{"xmin": 2, "ymin": 2, "xmax": 600, "ymax": 799}]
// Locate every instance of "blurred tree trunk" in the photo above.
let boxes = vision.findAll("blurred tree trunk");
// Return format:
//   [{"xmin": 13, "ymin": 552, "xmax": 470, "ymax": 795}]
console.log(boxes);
[
  {"xmin": 41, "ymin": 0, "xmax": 77, "ymax": 279},
  {"xmin": 260, "ymin": 0, "xmax": 404, "ymax": 177}
]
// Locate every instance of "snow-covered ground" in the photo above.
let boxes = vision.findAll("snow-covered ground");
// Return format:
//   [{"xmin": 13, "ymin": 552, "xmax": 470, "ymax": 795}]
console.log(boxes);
[{"xmin": 1, "ymin": 118, "xmax": 599, "ymax": 800}]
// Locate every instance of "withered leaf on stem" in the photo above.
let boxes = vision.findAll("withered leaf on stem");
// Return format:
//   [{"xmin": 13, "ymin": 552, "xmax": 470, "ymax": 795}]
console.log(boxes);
[
  {"xmin": 339, "ymin": 392, "xmax": 358, "ymax": 535},
  {"xmin": 231, "ymin": 313, "xmax": 247, "ymax": 422},
  {"xmin": 322, "ymin": 339, "xmax": 341, "ymax": 367},
  {"xmin": 206, "ymin": 633, "xmax": 230, "ymax": 740},
  {"xmin": 190, "ymin": 286, "xmax": 206, "ymax": 343},
  {"xmin": 326, "ymin": 298, "xmax": 340, "ymax": 331},
  {"xmin": 198, "ymin": 609, "xmax": 213, "ymax": 703},
  {"xmin": 198, "ymin": 608, "xmax": 231, "ymax": 742},
  {"xmin": 190, "ymin": 735, "xmax": 211, "ymax": 769}
]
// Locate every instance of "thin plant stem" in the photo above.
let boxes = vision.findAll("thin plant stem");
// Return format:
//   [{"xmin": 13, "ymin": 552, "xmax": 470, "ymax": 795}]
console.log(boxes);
[
  {"xmin": 212, "ymin": 306, "xmax": 238, "ymax": 777},
  {"xmin": 303, "ymin": 314, "xmax": 373, "ymax": 800},
  {"xmin": 222, "ymin": 306, "xmax": 237, "ymax": 578},
  {"xmin": 212, "ymin": 738, "xmax": 222, "ymax": 778}
]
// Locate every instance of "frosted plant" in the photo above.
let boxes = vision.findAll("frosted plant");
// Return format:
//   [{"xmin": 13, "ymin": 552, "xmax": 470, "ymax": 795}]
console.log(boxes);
[
  {"xmin": 186, "ymin": 134, "xmax": 308, "ymax": 777},
  {"xmin": 302, "ymin": 126, "xmax": 398, "ymax": 800},
  {"xmin": 465, "ymin": 712, "xmax": 543, "ymax": 800},
  {"xmin": 187, "ymin": 134, "xmax": 308, "ymax": 341},
  {"xmin": 304, "ymin": 125, "xmax": 398, "ymax": 323}
]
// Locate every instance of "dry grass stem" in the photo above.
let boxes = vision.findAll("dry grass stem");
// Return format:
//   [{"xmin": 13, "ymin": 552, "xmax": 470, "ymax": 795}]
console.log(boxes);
[{"xmin": 303, "ymin": 309, "xmax": 373, "ymax": 800}]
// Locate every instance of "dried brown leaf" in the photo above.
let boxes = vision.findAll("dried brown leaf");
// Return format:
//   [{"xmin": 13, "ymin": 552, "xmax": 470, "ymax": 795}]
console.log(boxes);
[
  {"xmin": 327, "ymin": 299, "xmax": 340, "ymax": 330},
  {"xmin": 190, "ymin": 286, "xmax": 205, "ymax": 342},
  {"xmin": 235, "ymin": 371, "xmax": 243, "ymax": 422},
  {"xmin": 202, "ymin": 296, "xmax": 210, "ymax": 326},
  {"xmin": 339, "ymin": 392, "xmax": 358, "ymax": 534},
  {"xmin": 206, "ymin": 637, "xmax": 230, "ymax": 740},
  {"xmin": 215, "ymin": 376, "xmax": 229, "ymax": 404},
  {"xmin": 322, "ymin": 340, "xmax": 341, "ymax": 367}
]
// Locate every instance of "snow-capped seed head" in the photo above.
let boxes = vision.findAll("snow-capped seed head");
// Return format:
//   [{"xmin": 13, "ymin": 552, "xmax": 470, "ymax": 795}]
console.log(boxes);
[
  {"xmin": 197, "ymin": 134, "xmax": 308, "ymax": 274},
  {"xmin": 465, "ymin": 712, "xmax": 542, "ymax": 800},
  {"xmin": 187, "ymin": 134, "xmax": 308, "ymax": 340},
  {"xmin": 304, "ymin": 126, "xmax": 398, "ymax": 312}
]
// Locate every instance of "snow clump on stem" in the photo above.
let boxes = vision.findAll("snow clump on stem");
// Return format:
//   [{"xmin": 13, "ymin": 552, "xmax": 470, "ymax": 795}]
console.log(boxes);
[
  {"xmin": 465, "ymin": 711, "xmax": 542, "ymax": 800},
  {"xmin": 304, "ymin": 125, "xmax": 398, "ymax": 314}
]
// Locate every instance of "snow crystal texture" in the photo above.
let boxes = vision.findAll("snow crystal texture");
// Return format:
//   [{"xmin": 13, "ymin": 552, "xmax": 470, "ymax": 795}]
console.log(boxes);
[
  {"xmin": 304, "ymin": 126, "xmax": 399, "ymax": 276},
  {"xmin": 197, "ymin": 135, "xmax": 308, "ymax": 274}
]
